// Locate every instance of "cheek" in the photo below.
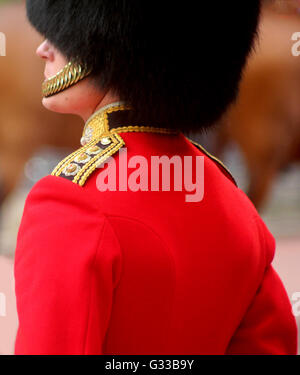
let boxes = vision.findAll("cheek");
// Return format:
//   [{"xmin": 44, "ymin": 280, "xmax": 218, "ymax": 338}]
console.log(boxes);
[{"xmin": 45, "ymin": 51, "xmax": 69, "ymax": 78}]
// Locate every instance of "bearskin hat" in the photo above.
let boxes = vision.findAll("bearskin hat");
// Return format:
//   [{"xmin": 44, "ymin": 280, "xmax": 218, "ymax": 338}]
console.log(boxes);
[{"xmin": 26, "ymin": 0, "xmax": 261, "ymax": 132}]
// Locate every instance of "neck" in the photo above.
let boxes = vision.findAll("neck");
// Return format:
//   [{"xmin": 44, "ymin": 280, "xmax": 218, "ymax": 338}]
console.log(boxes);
[{"xmin": 82, "ymin": 90, "xmax": 121, "ymax": 123}]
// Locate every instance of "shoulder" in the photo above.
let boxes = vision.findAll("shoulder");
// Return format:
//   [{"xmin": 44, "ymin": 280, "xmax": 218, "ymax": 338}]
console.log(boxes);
[
  {"xmin": 187, "ymin": 137, "xmax": 237, "ymax": 186},
  {"xmin": 23, "ymin": 174, "xmax": 97, "ymax": 211},
  {"xmin": 15, "ymin": 175, "xmax": 123, "ymax": 298},
  {"xmin": 16, "ymin": 175, "xmax": 121, "ymax": 263},
  {"xmin": 18, "ymin": 174, "xmax": 110, "ymax": 244}
]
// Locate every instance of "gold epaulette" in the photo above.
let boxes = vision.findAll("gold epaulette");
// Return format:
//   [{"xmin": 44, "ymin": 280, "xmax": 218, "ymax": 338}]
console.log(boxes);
[
  {"xmin": 51, "ymin": 132, "xmax": 125, "ymax": 187},
  {"xmin": 187, "ymin": 138, "xmax": 237, "ymax": 187}
]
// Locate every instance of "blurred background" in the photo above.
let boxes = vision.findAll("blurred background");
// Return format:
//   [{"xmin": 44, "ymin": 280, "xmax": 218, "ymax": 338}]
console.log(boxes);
[{"xmin": 0, "ymin": 0, "xmax": 299, "ymax": 355}]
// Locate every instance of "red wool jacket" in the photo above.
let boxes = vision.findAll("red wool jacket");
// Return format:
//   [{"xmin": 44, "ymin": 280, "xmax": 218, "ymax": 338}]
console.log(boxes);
[{"xmin": 14, "ymin": 104, "xmax": 297, "ymax": 355}]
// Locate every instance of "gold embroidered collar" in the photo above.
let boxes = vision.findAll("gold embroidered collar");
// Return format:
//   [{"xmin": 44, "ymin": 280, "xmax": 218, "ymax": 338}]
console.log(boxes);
[{"xmin": 80, "ymin": 101, "xmax": 178, "ymax": 146}]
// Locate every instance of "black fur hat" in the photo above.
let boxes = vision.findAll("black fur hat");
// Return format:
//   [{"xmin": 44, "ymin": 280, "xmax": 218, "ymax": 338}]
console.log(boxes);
[{"xmin": 26, "ymin": 0, "xmax": 261, "ymax": 132}]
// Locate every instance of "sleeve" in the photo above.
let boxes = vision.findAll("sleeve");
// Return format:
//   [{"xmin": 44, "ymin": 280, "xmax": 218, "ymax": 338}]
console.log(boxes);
[
  {"xmin": 226, "ymin": 215, "xmax": 298, "ymax": 355},
  {"xmin": 14, "ymin": 176, "xmax": 122, "ymax": 355}
]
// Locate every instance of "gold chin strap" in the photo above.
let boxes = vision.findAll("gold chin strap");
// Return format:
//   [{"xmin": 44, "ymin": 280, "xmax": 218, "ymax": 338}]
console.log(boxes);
[{"xmin": 42, "ymin": 61, "xmax": 91, "ymax": 98}]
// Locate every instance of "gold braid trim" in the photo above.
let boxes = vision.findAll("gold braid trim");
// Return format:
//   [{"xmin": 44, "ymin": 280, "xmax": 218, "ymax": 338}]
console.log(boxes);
[
  {"xmin": 52, "ymin": 138, "xmax": 101, "ymax": 177},
  {"xmin": 74, "ymin": 134, "xmax": 125, "ymax": 186},
  {"xmin": 112, "ymin": 126, "xmax": 178, "ymax": 135}
]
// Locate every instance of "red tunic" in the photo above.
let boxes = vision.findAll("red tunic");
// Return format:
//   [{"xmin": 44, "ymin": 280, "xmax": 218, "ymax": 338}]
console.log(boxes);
[{"xmin": 14, "ymin": 104, "xmax": 297, "ymax": 355}]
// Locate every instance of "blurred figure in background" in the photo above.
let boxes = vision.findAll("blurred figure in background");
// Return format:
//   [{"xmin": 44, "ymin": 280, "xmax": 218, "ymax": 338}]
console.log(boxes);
[{"xmin": 216, "ymin": 0, "xmax": 300, "ymax": 209}]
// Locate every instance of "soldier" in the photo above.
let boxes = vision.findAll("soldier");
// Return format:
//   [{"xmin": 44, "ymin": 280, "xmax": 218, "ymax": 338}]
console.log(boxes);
[{"xmin": 14, "ymin": 0, "xmax": 297, "ymax": 354}]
